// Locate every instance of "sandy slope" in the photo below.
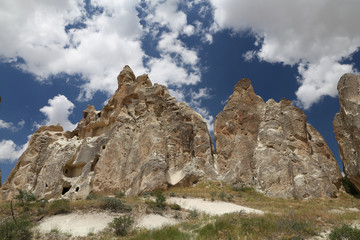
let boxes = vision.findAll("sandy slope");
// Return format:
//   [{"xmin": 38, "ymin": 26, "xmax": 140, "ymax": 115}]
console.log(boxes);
[
  {"xmin": 167, "ymin": 197, "xmax": 264, "ymax": 215},
  {"xmin": 37, "ymin": 212, "xmax": 118, "ymax": 237},
  {"xmin": 37, "ymin": 198, "xmax": 263, "ymax": 236}
]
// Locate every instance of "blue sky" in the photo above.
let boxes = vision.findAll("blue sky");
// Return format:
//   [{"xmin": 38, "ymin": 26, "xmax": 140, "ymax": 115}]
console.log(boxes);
[{"xmin": 1, "ymin": 0, "xmax": 360, "ymax": 184}]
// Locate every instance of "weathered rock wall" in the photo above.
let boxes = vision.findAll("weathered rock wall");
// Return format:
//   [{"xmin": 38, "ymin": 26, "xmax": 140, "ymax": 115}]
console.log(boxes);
[
  {"xmin": 1, "ymin": 66, "xmax": 216, "ymax": 200},
  {"xmin": 334, "ymin": 73, "xmax": 360, "ymax": 192},
  {"xmin": 215, "ymin": 79, "xmax": 342, "ymax": 199},
  {"xmin": 1, "ymin": 69, "xmax": 344, "ymax": 200}
]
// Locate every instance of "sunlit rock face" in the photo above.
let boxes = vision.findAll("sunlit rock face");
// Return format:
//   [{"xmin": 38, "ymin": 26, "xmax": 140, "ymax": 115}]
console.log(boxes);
[
  {"xmin": 334, "ymin": 73, "xmax": 360, "ymax": 193},
  {"xmin": 1, "ymin": 66, "xmax": 216, "ymax": 200},
  {"xmin": 215, "ymin": 78, "xmax": 342, "ymax": 199},
  {"xmin": 1, "ymin": 68, "xmax": 343, "ymax": 201}
]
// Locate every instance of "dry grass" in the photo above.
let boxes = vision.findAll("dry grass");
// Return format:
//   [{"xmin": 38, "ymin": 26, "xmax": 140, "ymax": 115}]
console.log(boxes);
[{"xmin": 0, "ymin": 180, "xmax": 359, "ymax": 239}]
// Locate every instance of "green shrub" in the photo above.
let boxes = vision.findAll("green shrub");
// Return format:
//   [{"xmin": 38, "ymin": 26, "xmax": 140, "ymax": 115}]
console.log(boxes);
[
  {"xmin": 170, "ymin": 204, "xmax": 181, "ymax": 211},
  {"xmin": 210, "ymin": 191, "xmax": 217, "ymax": 197},
  {"xmin": 49, "ymin": 199, "xmax": 71, "ymax": 215},
  {"xmin": 114, "ymin": 191, "xmax": 125, "ymax": 198},
  {"xmin": 101, "ymin": 197, "xmax": 132, "ymax": 212},
  {"xmin": 0, "ymin": 217, "xmax": 32, "ymax": 240},
  {"xmin": 169, "ymin": 192, "xmax": 176, "ymax": 197},
  {"xmin": 154, "ymin": 190, "xmax": 166, "ymax": 209},
  {"xmin": 218, "ymin": 191, "xmax": 226, "ymax": 201},
  {"xmin": 110, "ymin": 216, "xmax": 134, "ymax": 236},
  {"xmin": 329, "ymin": 224, "xmax": 360, "ymax": 240},
  {"xmin": 189, "ymin": 209, "xmax": 198, "ymax": 218},
  {"xmin": 86, "ymin": 193, "xmax": 98, "ymax": 200},
  {"xmin": 15, "ymin": 189, "xmax": 36, "ymax": 206}
]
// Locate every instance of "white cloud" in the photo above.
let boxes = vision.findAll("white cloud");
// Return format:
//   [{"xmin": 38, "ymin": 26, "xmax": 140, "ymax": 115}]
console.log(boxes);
[
  {"xmin": 0, "ymin": 119, "xmax": 25, "ymax": 132},
  {"xmin": 183, "ymin": 25, "xmax": 195, "ymax": 36},
  {"xmin": 0, "ymin": 139, "xmax": 28, "ymax": 163},
  {"xmin": 0, "ymin": 0, "xmax": 146, "ymax": 100},
  {"xmin": 210, "ymin": 0, "xmax": 360, "ymax": 109},
  {"xmin": 147, "ymin": 56, "xmax": 201, "ymax": 87},
  {"xmin": 39, "ymin": 95, "xmax": 76, "ymax": 131}
]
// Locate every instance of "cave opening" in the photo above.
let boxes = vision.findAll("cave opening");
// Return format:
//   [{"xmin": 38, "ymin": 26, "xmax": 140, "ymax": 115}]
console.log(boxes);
[
  {"xmin": 63, "ymin": 162, "xmax": 86, "ymax": 178},
  {"xmin": 62, "ymin": 186, "xmax": 71, "ymax": 195}
]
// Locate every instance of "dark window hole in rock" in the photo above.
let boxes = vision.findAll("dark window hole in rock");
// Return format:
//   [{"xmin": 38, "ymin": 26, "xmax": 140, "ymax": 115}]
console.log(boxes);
[
  {"xmin": 63, "ymin": 163, "xmax": 86, "ymax": 178},
  {"xmin": 102, "ymin": 145, "xmax": 106, "ymax": 150},
  {"xmin": 75, "ymin": 187, "xmax": 79, "ymax": 192},
  {"xmin": 91, "ymin": 155, "xmax": 100, "ymax": 171},
  {"xmin": 45, "ymin": 183, "xmax": 48, "ymax": 188},
  {"xmin": 62, "ymin": 186, "xmax": 71, "ymax": 195},
  {"xmin": 97, "ymin": 112, "xmax": 101, "ymax": 118}
]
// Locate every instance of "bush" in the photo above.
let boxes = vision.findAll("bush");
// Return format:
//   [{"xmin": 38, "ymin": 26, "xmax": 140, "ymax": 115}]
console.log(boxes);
[
  {"xmin": 189, "ymin": 209, "xmax": 198, "ymax": 218},
  {"xmin": 15, "ymin": 189, "xmax": 36, "ymax": 206},
  {"xmin": 110, "ymin": 216, "xmax": 134, "ymax": 236},
  {"xmin": 86, "ymin": 193, "xmax": 98, "ymax": 200},
  {"xmin": 0, "ymin": 217, "xmax": 32, "ymax": 240},
  {"xmin": 114, "ymin": 191, "xmax": 125, "ymax": 198},
  {"xmin": 218, "ymin": 191, "xmax": 226, "ymax": 201},
  {"xmin": 101, "ymin": 197, "xmax": 132, "ymax": 212},
  {"xmin": 154, "ymin": 190, "xmax": 166, "ymax": 209},
  {"xmin": 329, "ymin": 224, "xmax": 360, "ymax": 240},
  {"xmin": 170, "ymin": 204, "xmax": 181, "ymax": 211},
  {"xmin": 49, "ymin": 199, "xmax": 71, "ymax": 215}
]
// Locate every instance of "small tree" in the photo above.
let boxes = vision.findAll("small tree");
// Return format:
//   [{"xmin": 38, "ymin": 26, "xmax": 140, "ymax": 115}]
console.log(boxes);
[
  {"xmin": 154, "ymin": 190, "xmax": 166, "ymax": 209},
  {"xmin": 110, "ymin": 216, "xmax": 134, "ymax": 236},
  {"xmin": 15, "ymin": 189, "xmax": 36, "ymax": 206}
]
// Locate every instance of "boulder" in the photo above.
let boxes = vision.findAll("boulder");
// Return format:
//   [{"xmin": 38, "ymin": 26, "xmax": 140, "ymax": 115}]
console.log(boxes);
[
  {"xmin": 333, "ymin": 73, "xmax": 360, "ymax": 193},
  {"xmin": 215, "ymin": 78, "xmax": 342, "ymax": 198}
]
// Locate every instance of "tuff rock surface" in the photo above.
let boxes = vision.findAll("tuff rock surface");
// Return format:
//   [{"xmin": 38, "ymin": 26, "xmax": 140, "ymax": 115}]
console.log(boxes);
[
  {"xmin": 215, "ymin": 78, "xmax": 342, "ymax": 199},
  {"xmin": 1, "ymin": 69, "xmax": 344, "ymax": 200},
  {"xmin": 1, "ymin": 66, "xmax": 216, "ymax": 200},
  {"xmin": 334, "ymin": 73, "xmax": 360, "ymax": 193}
]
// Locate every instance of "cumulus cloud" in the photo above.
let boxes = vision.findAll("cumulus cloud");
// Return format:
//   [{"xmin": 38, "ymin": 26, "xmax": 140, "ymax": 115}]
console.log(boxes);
[
  {"xmin": 0, "ymin": 0, "xmax": 213, "ymax": 101},
  {"xmin": 39, "ymin": 95, "xmax": 76, "ymax": 131},
  {"xmin": 0, "ymin": 139, "xmax": 28, "ymax": 163},
  {"xmin": 0, "ymin": 0, "xmax": 145, "ymax": 100},
  {"xmin": 210, "ymin": 0, "xmax": 360, "ymax": 109}
]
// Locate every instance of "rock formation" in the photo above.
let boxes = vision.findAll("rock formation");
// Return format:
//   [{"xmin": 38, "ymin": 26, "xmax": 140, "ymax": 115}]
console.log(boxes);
[
  {"xmin": 1, "ymin": 68, "xmax": 344, "ymax": 200},
  {"xmin": 215, "ymin": 79, "xmax": 342, "ymax": 199},
  {"xmin": 1, "ymin": 66, "xmax": 216, "ymax": 200},
  {"xmin": 334, "ymin": 73, "xmax": 360, "ymax": 193}
]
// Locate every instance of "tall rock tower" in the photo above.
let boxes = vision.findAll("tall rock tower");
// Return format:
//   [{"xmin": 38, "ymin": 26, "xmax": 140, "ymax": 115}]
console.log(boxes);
[{"xmin": 215, "ymin": 78, "xmax": 342, "ymax": 199}]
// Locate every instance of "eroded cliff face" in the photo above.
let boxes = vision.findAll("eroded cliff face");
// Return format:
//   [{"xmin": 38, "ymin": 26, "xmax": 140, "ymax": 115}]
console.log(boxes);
[
  {"xmin": 1, "ymin": 69, "xmax": 344, "ymax": 200},
  {"xmin": 1, "ymin": 66, "xmax": 216, "ymax": 200},
  {"xmin": 334, "ymin": 73, "xmax": 360, "ymax": 193},
  {"xmin": 215, "ymin": 79, "xmax": 342, "ymax": 199}
]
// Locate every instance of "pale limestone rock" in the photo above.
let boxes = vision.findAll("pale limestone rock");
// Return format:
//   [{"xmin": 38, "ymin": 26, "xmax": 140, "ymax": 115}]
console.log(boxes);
[
  {"xmin": 1, "ymin": 66, "xmax": 216, "ymax": 200},
  {"xmin": 215, "ymin": 78, "xmax": 342, "ymax": 199},
  {"xmin": 334, "ymin": 73, "xmax": 360, "ymax": 192}
]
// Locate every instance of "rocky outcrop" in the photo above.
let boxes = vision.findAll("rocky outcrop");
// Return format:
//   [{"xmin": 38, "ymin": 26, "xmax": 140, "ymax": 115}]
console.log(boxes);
[
  {"xmin": 1, "ymin": 68, "xmax": 344, "ymax": 201},
  {"xmin": 215, "ymin": 79, "xmax": 342, "ymax": 199},
  {"xmin": 1, "ymin": 66, "xmax": 216, "ymax": 200},
  {"xmin": 334, "ymin": 73, "xmax": 360, "ymax": 193}
]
